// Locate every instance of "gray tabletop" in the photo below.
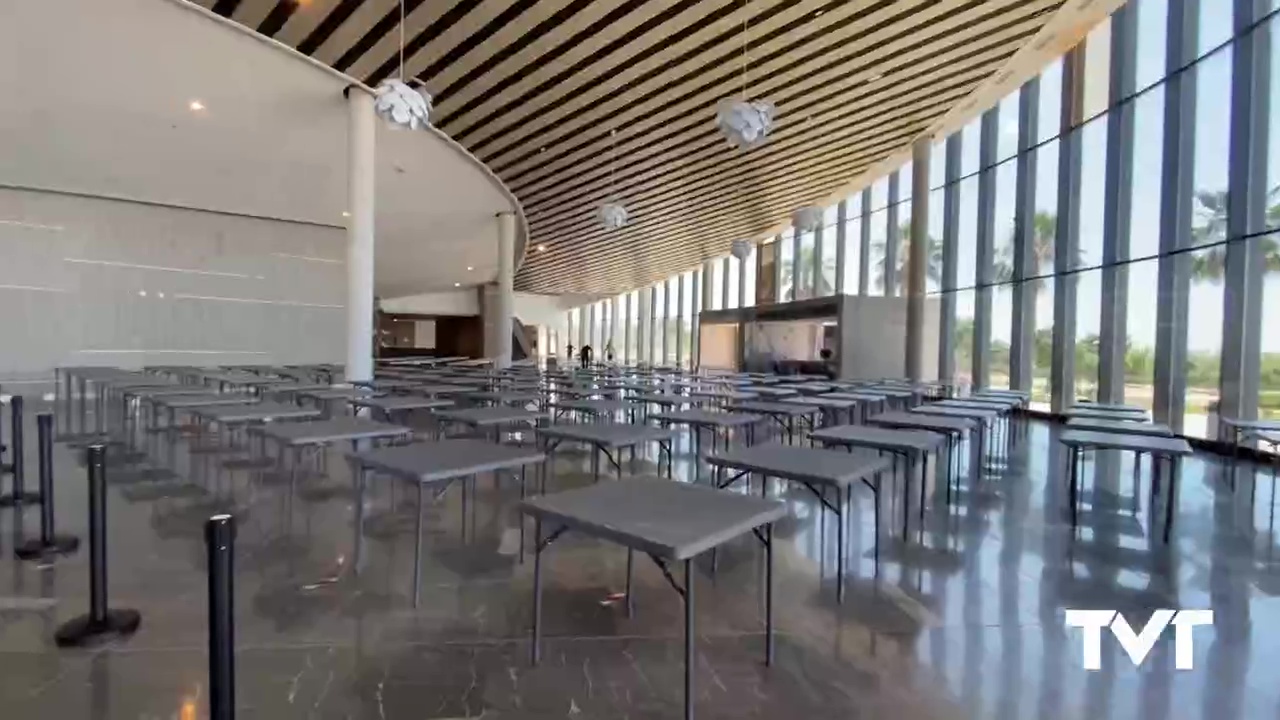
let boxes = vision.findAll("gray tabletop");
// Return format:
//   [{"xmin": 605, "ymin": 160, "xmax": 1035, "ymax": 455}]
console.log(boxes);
[
  {"xmin": 302, "ymin": 387, "xmax": 382, "ymax": 402},
  {"xmin": 651, "ymin": 409, "xmax": 763, "ymax": 428},
  {"xmin": 933, "ymin": 398, "xmax": 1018, "ymax": 411},
  {"xmin": 356, "ymin": 379, "xmax": 420, "ymax": 391},
  {"xmin": 868, "ymin": 411, "xmax": 976, "ymax": 433},
  {"xmin": 551, "ymin": 399, "xmax": 633, "ymax": 415},
  {"xmin": 866, "ymin": 387, "xmax": 921, "ymax": 399},
  {"xmin": 742, "ymin": 386, "xmax": 800, "ymax": 398},
  {"xmin": 192, "ymin": 402, "xmax": 322, "ymax": 424},
  {"xmin": 810, "ymin": 424, "xmax": 948, "ymax": 453},
  {"xmin": 537, "ymin": 422, "xmax": 675, "ymax": 448},
  {"xmin": 632, "ymin": 392, "xmax": 702, "ymax": 406},
  {"xmin": 520, "ymin": 478, "xmax": 786, "ymax": 561},
  {"xmin": 1059, "ymin": 429, "xmax": 1192, "ymax": 455},
  {"xmin": 129, "ymin": 386, "xmax": 223, "ymax": 399},
  {"xmin": 414, "ymin": 383, "xmax": 483, "ymax": 396},
  {"xmin": 1064, "ymin": 418, "xmax": 1174, "ymax": 436},
  {"xmin": 781, "ymin": 396, "xmax": 858, "ymax": 410},
  {"xmin": 976, "ymin": 389, "xmax": 1031, "ymax": 401},
  {"xmin": 155, "ymin": 394, "xmax": 259, "ymax": 409},
  {"xmin": 729, "ymin": 401, "xmax": 818, "ymax": 416},
  {"xmin": 911, "ymin": 405, "xmax": 1001, "ymax": 420},
  {"xmin": 1074, "ymin": 401, "xmax": 1149, "ymax": 414},
  {"xmin": 254, "ymin": 417, "xmax": 412, "ymax": 446},
  {"xmin": 822, "ymin": 392, "xmax": 887, "ymax": 403},
  {"xmin": 463, "ymin": 390, "xmax": 543, "ymax": 404},
  {"xmin": 435, "ymin": 406, "xmax": 549, "ymax": 426},
  {"xmin": 349, "ymin": 396, "xmax": 456, "ymax": 412},
  {"xmin": 685, "ymin": 389, "xmax": 760, "ymax": 401},
  {"xmin": 1219, "ymin": 417, "xmax": 1280, "ymax": 432},
  {"xmin": 705, "ymin": 443, "xmax": 893, "ymax": 487},
  {"xmin": 350, "ymin": 439, "xmax": 545, "ymax": 483},
  {"xmin": 1063, "ymin": 407, "xmax": 1149, "ymax": 421}
]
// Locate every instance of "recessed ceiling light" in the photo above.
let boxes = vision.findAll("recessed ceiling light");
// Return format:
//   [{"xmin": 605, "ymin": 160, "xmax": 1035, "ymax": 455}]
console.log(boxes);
[
  {"xmin": 814, "ymin": 9, "xmax": 823, "ymax": 16},
  {"xmin": 466, "ymin": 265, "xmax": 474, "ymax": 271},
  {"xmin": 138, "ymin": 290, "xmax": 147, "ymax": 297},
  {"xmin": 189, "ymin": 100, "xmax": 205, "ymax": 111},
  {"xmin": 157, "ymin": 292, "xmax": 165, "ymax": 298},
  {"xmin": 537, "ymin": 244, "xmax": 548, "ymax": 252},
  {"xmin": 539, "ymin": 147, "xmax": 547, "ymax": 153},
  {"xmin": 454, "ymin": 282, "xmax": 461, "ymax": 287},
  {"xmin": 342, "ymin": 211, "xmax": 351, "ymax": 217},
  {"xmin": 866, "ymin": 72, "xmax": 884, "ymax": 82}
]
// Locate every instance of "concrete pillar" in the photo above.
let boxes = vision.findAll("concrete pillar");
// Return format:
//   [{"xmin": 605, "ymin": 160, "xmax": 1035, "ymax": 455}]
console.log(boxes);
[
  {"xmin": 345, "ymin": 88, "xmax": 376, "ymax": 382},
  {"xmin": 905, "ymin": 137, "xmax": 930, "ymax": 381},
  {"xmin": 483, "ymin": 212, "xmax": 517, "ymax": 368}
]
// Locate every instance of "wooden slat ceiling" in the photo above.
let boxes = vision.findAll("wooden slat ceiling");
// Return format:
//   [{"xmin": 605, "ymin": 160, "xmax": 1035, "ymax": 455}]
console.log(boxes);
[{"xmin": 197, "ymin": 0, "xmax": 1067, "ymax": 294}]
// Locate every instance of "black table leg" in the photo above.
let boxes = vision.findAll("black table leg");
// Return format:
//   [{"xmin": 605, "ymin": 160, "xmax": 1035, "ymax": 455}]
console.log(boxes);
[
  {"xmin": 353, "ymin": 465, "xmax": 366, "ymax": 572},
  {"xmin": 764, "ymin": 521, "xmax": 774, "ymax": 666},
  {"xmin": 531, "ymin": 518, "xmax": 543, "ymax": 665},
  {"xmin": 684, "ymin": 558, "xmax": 695, "ymax": 720},
  {"xmin": 625, "ymin": 548, "xmax": 635, "ymax": 617},
  {"xmin": 836, "ymin": 485, "xmax": 845, "ymax": 604},
  {"xmin": 1164, "ymin": 455, "xmax": 1179, "ymax": 543},
  {"xmin": 519, "ymin": 466, "xmax": 527, "ymax": 562},
  {"xmin": 1068, "ymin": 445, "xmax": 1078, "ymax": 530},
  {"xmin": 413, "ymin": 480, "xmax": 425, "ymax": 607},
  {"xmin": 920, "ymin": 452, "xmax": 929, "ymax": 527},
  {"xmin": 592, "ymin": 445, "xmax": 601, "ymax": 483}
]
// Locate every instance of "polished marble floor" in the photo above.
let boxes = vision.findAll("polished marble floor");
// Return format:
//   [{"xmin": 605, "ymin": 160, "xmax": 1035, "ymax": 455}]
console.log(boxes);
[{"xmin": 1, "ymin": 403, "xmax": 1279, "ymax": 719}]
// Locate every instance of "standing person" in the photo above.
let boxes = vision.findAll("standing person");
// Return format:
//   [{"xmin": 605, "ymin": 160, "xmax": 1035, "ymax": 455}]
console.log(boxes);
[
  {"xmin": 579, "ymin": 344, "xmax": 593, "ymax": 369},
  {"xmin": 605, "ymin": 338, "xmax": 616, "ymax": 364},
  {"xmin": 566, "ymin": 343, "xmax": 575, "ymax": 365}
]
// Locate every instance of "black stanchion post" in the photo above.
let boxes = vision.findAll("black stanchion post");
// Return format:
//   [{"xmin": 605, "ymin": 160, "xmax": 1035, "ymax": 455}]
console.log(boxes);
[
  {"xmin": 0, "ymin": 396, "xmax": 40, "ymax": 506},
  {"xmin": 54, "ymin": 444, "xmax": 140, "ymax": 647},
  {"xmin": 17, "ymin": 413, "xmax": 80, "ymax": 560},
  {"xmin": 206, "ymin": 514, "xmax": 236, "ymax": 720}
]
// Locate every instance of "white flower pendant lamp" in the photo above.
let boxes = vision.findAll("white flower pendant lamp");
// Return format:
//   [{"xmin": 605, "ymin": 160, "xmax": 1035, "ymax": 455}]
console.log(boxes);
[
  {"xmin": 716, "ymin": 2, "xmax": 774, "ymax": 149},
  {"xmin": 374, "ymin": 0, "xmax": 432, "ymax": 130},
  {"xmin": 597, "ymin": 129, "xmax": 629, "ymax": 229},
  {"xmin": 730, "ymin": 239, "xmax": 753, "ymax": 261},
  {"xmin": 792, "ymin": 205, "xmax": 822, "ymax": 232}
]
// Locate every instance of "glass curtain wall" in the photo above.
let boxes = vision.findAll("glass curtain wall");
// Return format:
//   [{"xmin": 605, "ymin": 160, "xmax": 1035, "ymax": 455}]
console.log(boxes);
[{"xmin": 603, "ymin": 0, "xmax": 1277, "ymax": 440}]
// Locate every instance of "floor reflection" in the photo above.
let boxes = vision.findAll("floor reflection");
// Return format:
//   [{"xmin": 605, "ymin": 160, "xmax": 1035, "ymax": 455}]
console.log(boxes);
[{"xmin": 0, "ymin": 404, "xmax": 1277, "ymax": 718}]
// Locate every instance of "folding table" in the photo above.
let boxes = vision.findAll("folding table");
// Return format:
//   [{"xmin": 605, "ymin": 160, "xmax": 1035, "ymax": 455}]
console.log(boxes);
[
  {"xmin": 536, "ymin": 422, "xmax": 676, "ymax": 482},
  {"xmin": 809, "ymin": 424, "xmax": 948, "ymax": 538},
  {"xmin": 348, "ymin": 439, "xmax": 546, "ymax": 604},
  {"xmin": 521, "ymin": 479, "xmax": 785, "ymax": 720},
  {"xmin": 1058, "ymin": 429, "xmax": 1192, "ymax": 542},
  {"xmin": 705, "ymin": 443, "xmax": 892, "ymax": 597}
]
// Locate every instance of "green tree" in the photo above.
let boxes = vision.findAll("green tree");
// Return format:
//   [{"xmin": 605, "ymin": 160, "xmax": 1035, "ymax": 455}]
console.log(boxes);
[
  {"xmin": 871, "ymin": 221, "xmax": 943, "ymax": 292},
  {"xmin": 1187, "ymin": 189, "xmax": 1280, "ymax": 281},
  {"xmin": 780, "ymin": 244, "xmax": 837, "ymax": 300}
]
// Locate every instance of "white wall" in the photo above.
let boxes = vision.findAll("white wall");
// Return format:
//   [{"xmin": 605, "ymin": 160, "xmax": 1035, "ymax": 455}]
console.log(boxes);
[
  {"xmin": 381, "ymin": 289, "xmax": 479, "ymax": 316},
  {"xmin": 0, "ymin": 187, "xmax": 345, "ymax": 378}
]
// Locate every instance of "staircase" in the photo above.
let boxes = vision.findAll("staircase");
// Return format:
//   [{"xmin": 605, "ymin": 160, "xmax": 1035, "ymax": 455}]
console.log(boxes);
[{"xmin": 512, "ymin": 317, "xmax": 533, "ymax": 361}]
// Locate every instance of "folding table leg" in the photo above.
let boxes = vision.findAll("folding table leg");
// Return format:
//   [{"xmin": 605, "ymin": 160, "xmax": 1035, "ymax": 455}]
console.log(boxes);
[
  {"xmin": 764, "ymin": 522, "xmax": 774, "ymax": 666},
  {"xmin": 413, "ymin": 481, "xmax": 425, "ymax": 607},
  {"xmin": 531, "ymin": 518, "xmax": 543, "ymax": 665},
  {"xmin": 625, "ymin": 549, "xmax": 634, "ymax": 618},
  {"xmin": 1164, "ymin": 455, "xmax": 1179, "ymax": 544},
  {"xmin": 836, "ymin": 485, "xmax": 845, "ymax": 604},
  {"xmin": 684, "ymin": 558, "xmax": 695, "ymax": 720}
]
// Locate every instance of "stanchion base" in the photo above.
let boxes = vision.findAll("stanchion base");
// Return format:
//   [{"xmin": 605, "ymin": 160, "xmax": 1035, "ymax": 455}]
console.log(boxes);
[
  {"xmin": 0, "ymin": 491, "xmax": 42, "ymax": 507},
  {"xmin": 54, "ymin": 609, "xmax": 141, "ymax": 647},
  {"xmin": 16, "ymin": 535, "xmax": 81, "ymax": 561}
]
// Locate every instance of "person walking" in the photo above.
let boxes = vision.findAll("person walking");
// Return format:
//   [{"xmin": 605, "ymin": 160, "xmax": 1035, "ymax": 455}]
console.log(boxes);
[{"xmin": 579, "ymin": 344, "xmax": 593, "ymax": 369}]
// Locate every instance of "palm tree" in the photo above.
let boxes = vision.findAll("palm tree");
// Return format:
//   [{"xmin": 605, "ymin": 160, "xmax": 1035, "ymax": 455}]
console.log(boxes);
[
  {"xmin": 780, "ymin": 245, "xmax": 837, "ymax": 300},
  {"xmin": 871, "ymin": 221, "xmax": 942, "ymax": 292},
  {"xmin": 1187, "ymin": 189, "xmax": 1280, "ymax": 282}
]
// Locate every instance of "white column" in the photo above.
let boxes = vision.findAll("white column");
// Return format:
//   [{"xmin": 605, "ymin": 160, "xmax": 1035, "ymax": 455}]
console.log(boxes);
[
  {"xmin": 906, "ymin": 137, "xmax": 931, "ymax": 380},
  {"xmin": 495, "ymin": 211, "xmax": 516, "ymax": 368},
  {"xmin": 346, "ymin": 88, "xmax": 376, "ymax": 383}
]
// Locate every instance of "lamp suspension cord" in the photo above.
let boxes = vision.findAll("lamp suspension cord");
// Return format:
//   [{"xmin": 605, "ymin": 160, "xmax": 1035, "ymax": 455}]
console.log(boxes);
[
  {"xmin": 609, "ymin": 129, "xmax": 618, "ymax": 200},
  {"xmin": 398, "ymin": 0, "xmax": 406, "ymax": 80},
  {"xmin": 740, "ymin": 0, "xmax": 747, "ymax": 99}
]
